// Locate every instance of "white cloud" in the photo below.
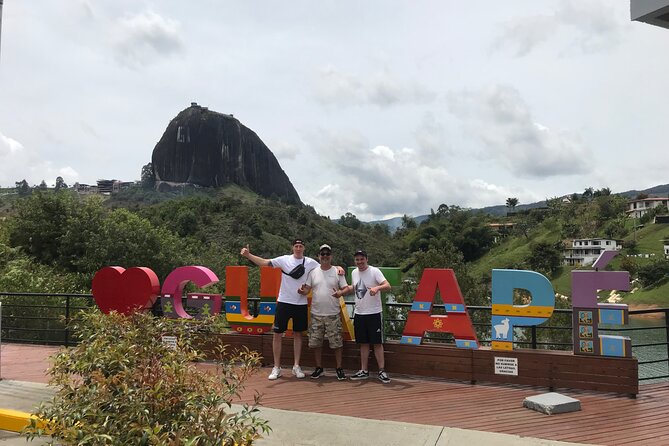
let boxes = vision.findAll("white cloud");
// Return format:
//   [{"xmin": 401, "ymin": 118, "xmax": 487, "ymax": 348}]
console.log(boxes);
[
  {"xmin": 112, "ymin": 10, "xmax": 184, "ymax": 68},
  {"xmin": 314, "ymin": 66, "xmax": 434, "ymax": 107},
  {"xmin": 414, "ymin": 112, "xmax": 452, "ymax": 158},
  {"xmin": 493, "ymin": 0, "xmax": 625, "ymax": 57},
  {"xmin": 302, "ymin": 129, "xmax": 513, "ymax": 220},
  {"xmin": 447, "ymin": 85, "xmax": 592, "ymax": 178},
  {"xmin": 0, "ymin": 131, "xmax": 79, "ymax": 187},
  {"xmin": 268, "ymin": 141, "xmax": 300, "ymax": 161}
]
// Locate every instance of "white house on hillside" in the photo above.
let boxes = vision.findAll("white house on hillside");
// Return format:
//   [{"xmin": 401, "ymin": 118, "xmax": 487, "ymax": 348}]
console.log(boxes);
[
  {"xmin": 563, "ymin": 238, "xmax": 622, "ymax": 267},
  {"xmin": 626, "ymin": 197, "xmax": 669, "ymax": 219}
]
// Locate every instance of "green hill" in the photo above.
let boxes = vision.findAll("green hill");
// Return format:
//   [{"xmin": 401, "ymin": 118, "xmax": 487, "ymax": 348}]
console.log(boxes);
[{"xmin": 1, "ymin": 183, "xmax": 668, "ymax": 308}]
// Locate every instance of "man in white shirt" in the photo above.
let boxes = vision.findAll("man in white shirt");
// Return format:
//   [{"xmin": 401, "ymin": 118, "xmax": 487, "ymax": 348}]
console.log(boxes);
[
  {"xmin": 340, "ymin": 249, "xmax": 392, "ymax": 383},
  {"xmin": 241, "ymin": 239, "xmax": 319, "ymax": 380},
  {"xmin": 298, "ymin": 244, "xmax": 349, "ymax": 380}
]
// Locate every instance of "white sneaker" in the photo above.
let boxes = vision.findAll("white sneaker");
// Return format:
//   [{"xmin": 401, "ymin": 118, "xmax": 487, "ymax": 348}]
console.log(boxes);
[
  {"xmin": 268, "ymin": 366, "xmax": 281, "ymax": 380},
  {"xmin": 292, "ymin": 365, "xmax": 305, "ymax": 379}
]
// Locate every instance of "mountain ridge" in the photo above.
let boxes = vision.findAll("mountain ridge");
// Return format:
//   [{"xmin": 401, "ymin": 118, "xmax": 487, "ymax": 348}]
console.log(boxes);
[{"xmin": 368, "ymin": 184, "xmax": 669, "ymax": 231}]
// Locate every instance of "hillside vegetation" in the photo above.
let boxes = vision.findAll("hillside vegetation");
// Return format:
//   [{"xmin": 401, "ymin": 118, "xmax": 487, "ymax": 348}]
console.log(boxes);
[{"xmin": 1, "ymin": 184, "xmax": 668, "ymax": 307}]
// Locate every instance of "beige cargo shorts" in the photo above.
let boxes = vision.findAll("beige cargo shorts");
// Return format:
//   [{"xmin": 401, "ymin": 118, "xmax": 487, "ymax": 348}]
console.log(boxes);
[{"xmin": 308, "ymin": 314, "xmax": 343, "ymax": 349}]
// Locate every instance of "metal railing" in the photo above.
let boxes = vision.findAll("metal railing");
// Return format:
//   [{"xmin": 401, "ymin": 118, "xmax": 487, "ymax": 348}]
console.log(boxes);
[
  {"xmin": 0, "ymin": 292, "xmax": 95, "ymax": 346},
  {"xmin": 1, "ymin": 293, "xmax": 668, "ymax": 381}
]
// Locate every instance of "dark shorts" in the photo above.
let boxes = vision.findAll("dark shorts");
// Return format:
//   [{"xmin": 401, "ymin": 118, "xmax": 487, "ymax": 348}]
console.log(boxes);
[
  {"xmin": 354, "ymin": 312, "xmax": 383, "ymax": 344},
  {"xmin": 273, "ymin": 302, "xmax": 308, "ymax": 333}
]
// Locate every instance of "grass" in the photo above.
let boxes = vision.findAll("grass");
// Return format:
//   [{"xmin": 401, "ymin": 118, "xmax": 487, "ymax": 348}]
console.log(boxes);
[{"xmin": 472, "ymin": 214, "xmax": 669, "ymax": 307}]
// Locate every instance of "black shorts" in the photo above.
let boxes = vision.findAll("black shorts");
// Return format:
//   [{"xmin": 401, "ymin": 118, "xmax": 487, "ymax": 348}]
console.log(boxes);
[
  {"xmin": 273, "ymin": 302, "xmax": 308, "ymax": 333},
  {"xmin": 353, "ymin": 312, "xmax": 383, "ymax": 344}
]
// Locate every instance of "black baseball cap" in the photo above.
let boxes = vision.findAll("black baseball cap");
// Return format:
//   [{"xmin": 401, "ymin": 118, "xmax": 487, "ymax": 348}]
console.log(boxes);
[
  {"xmin": 292, "ymin": 239, "xmax": 305, "ymax": 246},
  {"xmin": 353, "ymin": 249, "xmax": 367, "ymax": 258}
]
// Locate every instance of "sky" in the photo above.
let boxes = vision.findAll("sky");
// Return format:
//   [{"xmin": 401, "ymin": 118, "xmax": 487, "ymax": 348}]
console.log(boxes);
[{"xmin": 0, "ymin": 1, "xmax": 668, "ymax": 221}]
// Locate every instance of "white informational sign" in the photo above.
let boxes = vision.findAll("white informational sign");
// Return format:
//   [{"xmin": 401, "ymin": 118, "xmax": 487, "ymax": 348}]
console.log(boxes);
[
  {"xmin": 161, "ymin": 335, "xmax": 178, "ymax": 350},
  {"xmin": 494, "ymin": 356, "xmax": 518, "ymax": 376}
]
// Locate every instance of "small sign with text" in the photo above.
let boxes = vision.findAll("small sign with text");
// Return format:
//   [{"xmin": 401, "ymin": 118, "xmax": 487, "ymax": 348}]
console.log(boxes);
[
  {"xmin": 162, "ymin": 335, "xmax": 177, "ymax": 350},
  {"xmin": 494, "ymin": 356, "xmax": 518, "ymax": 376}
]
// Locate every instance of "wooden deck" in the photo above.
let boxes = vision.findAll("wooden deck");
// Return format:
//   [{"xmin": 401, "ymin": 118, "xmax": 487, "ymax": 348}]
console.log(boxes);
[{"xmin": 2, "ymin": 343, "xmax": 669, "ymax": 445}]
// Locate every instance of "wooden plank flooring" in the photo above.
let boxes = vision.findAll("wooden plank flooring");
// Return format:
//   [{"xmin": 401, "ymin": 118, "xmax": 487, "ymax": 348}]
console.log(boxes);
[
  {"xmin": 3, "ymin": 343, "xmax": 669, "ymax": 445},
  {"xmin": 229, "ymin": 368, "xmax": 669, "ymax": 446}
]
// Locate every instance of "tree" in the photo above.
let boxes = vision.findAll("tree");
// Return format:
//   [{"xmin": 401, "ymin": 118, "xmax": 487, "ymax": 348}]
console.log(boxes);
[
  {"xmin": 506, "ymin": 197, "xmax": 519, "ymax": 213},
  {"xmin": 71, "ymin": 208, "xmax": 195, "ymax": 278},
  {"xmin": 8, "ymin": 191, "xmax": 81, "ymax": 265},
  {"xmin": 39, "ymin": 179, "xmax": 48, "ymax": 190},
  {"xmin": 595, "ymin": 187, "xmax": 611, "ymax": 197},
  {"xmin": 582, "ymin": 187, "xmax": 594, "ymax": 201},
  {"xmin": 401, "ymin": 214, "xmax": 417, "ymax": 230},
  {"xmin": 436, "ymin": 203, "xmax": 449, "ymax": 217},
  {"xmin": 141, "ymin": 162, "xmax": 155, "ymax": 190},
  {"xmin": 55, "ymin": 176, "xmax": 68, "ymax": 191},
  {"xmin": 526, "ymin": 241, "xmax": 563, "ymax": 276},
  {"xmin": 339, "ymin": 212, "xmax": 361, "ymax": 229},
  {"xmin": 15, "ymin": 179, "xmax": 30, "ymax": 196},
  {"xmin": 637, "ymin": 260, "xmax": 669, "ymax": 288}
]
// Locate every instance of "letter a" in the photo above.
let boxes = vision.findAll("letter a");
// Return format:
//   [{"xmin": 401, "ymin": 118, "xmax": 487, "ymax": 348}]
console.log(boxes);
[{"xmin": 401, "ymin": 269, "xmax": 479, "ymax": 349}]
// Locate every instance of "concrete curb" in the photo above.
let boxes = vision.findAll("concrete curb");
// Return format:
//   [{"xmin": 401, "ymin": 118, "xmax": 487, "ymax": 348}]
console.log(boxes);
[{"xmin": 0, "ymin": 409, "xmax": 34, "ymax": 433}]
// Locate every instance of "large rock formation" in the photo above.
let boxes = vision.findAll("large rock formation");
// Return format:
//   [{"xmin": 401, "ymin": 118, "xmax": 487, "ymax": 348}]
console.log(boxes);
[{"xmin": 152, "ymin": 104, "xmax": 301, "ymax": 204}]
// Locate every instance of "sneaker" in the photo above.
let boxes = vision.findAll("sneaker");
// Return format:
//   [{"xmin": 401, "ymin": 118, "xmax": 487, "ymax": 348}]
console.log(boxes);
[
  {"xmin": 292, "ymin": 365, "xmax": 305, "ymax": 379},
  {"xmin": 268, "ymin": 366, "xmax": 281, "ymax": 380},
  {"xmin": 378, "ymin": 370, "xmax": 391, "ymax": 384},
  {"xmin": 336, "ymin": 368, "xmax": 347, "ymax": 381},
  {"xmin": 311, "ymin": 367, "xmax": 324, "ymax": 379},
  {"xmin": 350, "ymin": 370, "xmax": 369, "ymax": 380}
]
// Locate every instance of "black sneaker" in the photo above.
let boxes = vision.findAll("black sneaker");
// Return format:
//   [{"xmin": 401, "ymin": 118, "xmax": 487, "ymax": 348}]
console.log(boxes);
[
  {"xmin": 350, "ymin": 370, "xmax": 369, "ymax": 380},
  {"xmin": 336, "ymin": 368, "xmax": 346, "ymax": 381},
  {"xmin": 310, "ymin": 367, "xmax": 324, "ymax": 379},
  {"xmin": 378, "ymin": 370, "xmax": 391, "ymax": 384}
]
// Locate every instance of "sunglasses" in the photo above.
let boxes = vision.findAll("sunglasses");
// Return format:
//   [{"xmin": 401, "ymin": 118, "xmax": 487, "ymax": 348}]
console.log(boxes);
[{"xmin": 319, "ymin": 251, "xmax": 332, "ymax": 256}]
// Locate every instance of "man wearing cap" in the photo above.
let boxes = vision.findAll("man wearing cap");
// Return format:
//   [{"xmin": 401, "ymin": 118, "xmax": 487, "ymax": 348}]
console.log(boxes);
[
  {"xmin": 241, "ymin": 239, "xmax": 319, "ymax": 380},
  {"xmin": 298, "ymin": 244, "xmax": 349, "ymax": 381},
  {"xmin": 340, "ymin": 249, "xmax": 392, "ymax": 383}
]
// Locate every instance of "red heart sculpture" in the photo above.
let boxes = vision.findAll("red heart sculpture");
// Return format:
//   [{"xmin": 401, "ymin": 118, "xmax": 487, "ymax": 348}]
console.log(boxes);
[{"xmin": 92, "ymin": 266, "xmax": 160, "ymax": 315}]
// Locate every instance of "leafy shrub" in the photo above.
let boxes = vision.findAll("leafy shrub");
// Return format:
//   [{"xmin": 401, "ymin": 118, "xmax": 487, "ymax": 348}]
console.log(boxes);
[
  {"xmin": 637, "ymin": 260, "xmax": 669, "ymax": 288},
  {"xmin": 23, "ymin": 310, "xmax": 269, "ymax": 445}
]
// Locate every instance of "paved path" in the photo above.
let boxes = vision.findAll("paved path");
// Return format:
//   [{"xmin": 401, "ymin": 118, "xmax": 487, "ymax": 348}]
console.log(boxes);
[{"xmin": 0, "ymin": 379, "xmax": 588, "ymax": 446}]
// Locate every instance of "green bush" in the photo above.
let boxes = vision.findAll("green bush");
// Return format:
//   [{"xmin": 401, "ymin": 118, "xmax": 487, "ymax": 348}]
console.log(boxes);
[
  {"xmin": 637, "ymin": 259, "xmax": 669, "ymax": 288},
  {"xmin": 23, "ymin": 310, "xmax": 269, "ymax": 445}
]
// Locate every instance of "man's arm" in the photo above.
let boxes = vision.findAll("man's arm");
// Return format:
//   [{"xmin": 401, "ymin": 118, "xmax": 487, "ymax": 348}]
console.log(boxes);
[
  {"xmin": 240, "ymin": 244, "xmax": 271, "ymax": 267},
  {"xmin": 368, "ymin": 280, "xmax": 391, "ymax": 296},
  {"xmin": 333, "ymin": 284, "xmax": 353, "ymax": 298}
]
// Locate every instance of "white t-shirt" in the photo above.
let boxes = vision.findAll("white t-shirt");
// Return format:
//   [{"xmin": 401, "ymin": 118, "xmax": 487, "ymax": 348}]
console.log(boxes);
[
  {"xmin": 305, "ymin": 266, "xmax": 348, "ymax": 316},
  {"xmin": 352, "ymin": 266, "xmax": 387, "ymax": 315},
  {"xmin": 270, "ymin": 255, "xmax": 319, "ymax": 305}
]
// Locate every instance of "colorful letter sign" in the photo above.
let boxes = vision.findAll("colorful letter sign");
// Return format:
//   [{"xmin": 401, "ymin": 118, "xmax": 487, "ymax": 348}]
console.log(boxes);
[
  {"xmin": 572, "ymin": 252, "xmax": 631, "ymax": 357},
  {"xmin": 92, "ymin": 266, "xmax": 160, "ymax": 315},
  {"xmin": 224, "ymin": 266, "xmax": 281, "ymax": 334},
  {"xmin": 161, "ymin": 266, "xmax": 219, "ymax": 319},
  {"xmin": 491, "ymin": 269, "xmax": 555, "ymax": 351},
  {"xmin": 90, "ymin": 258, "xmax": 633, "ymax": 360},
  {"xmin": 401, "ymin": 269, "xmax": 479, "ymax": 348}
]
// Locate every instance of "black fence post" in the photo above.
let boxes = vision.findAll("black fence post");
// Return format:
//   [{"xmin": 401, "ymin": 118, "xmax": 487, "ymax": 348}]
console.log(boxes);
[
  {"xmin": 531, "ymin": 326, "xmax": 537, "ymax": 349},
  {"xmin": 65, "ymin": 295, "xmax": 70, "ymax": 347}
]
